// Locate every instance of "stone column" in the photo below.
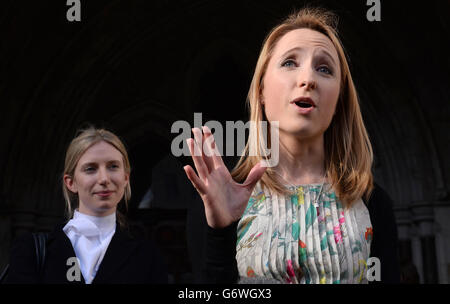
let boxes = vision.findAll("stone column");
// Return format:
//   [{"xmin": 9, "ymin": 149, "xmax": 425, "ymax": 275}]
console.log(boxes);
[
  {"xmin": 410, "ymin": 201, "xmax": 439, "ymax": 283},
  {"xmin": 396, "ymin": 207, "xmax": 421, "ymax": 283}
]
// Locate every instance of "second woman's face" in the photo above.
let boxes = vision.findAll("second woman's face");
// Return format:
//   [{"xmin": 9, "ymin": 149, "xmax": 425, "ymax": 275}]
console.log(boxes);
[
  {"xmin": 66, "ymin": 141, "xmax": 129, "ymax": 217},
  {"xmin": 262, "ymin": 28, "xmax": 341, "ymax": 140}
]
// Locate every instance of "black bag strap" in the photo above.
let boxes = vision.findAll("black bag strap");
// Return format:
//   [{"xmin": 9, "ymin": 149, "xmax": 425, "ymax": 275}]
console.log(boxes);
[
  {"xmin": 32, "ymin": 232, "xmax": 49, "ymax": 275},
  {"xmin": 0, "ymin": 264, "xmax": 9, "ymax": 283}
]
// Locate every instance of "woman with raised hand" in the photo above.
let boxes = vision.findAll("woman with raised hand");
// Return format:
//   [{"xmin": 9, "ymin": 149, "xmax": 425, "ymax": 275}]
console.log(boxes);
[
  {"xmin": 5, "ymin": 127, "xmax": 168, "ymax": 284},
  {"xmin": 184, "ymin": 7, "xmax": 400, "ymax": 284}
]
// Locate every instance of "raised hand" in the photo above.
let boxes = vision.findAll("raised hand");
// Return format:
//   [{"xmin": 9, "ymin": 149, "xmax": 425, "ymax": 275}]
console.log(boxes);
[{"xmin": 183, "ymin": 126, "xmax": 267, "ymax": 229}]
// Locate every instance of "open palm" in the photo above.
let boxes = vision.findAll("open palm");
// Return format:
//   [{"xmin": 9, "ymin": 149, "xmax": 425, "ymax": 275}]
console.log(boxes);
[{"xmin": 184, "ymin": 126, "xmax": 266, "ymax": 228}]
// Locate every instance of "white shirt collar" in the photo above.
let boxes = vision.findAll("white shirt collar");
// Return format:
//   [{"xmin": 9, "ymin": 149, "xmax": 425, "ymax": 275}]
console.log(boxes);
[
  {"xmin": 63, "ymin": 210, "xmax": 117, "ymax": 283},
  {"xmin": 72, "ymin": 210, "xmax": 116, "ymax": 237}
]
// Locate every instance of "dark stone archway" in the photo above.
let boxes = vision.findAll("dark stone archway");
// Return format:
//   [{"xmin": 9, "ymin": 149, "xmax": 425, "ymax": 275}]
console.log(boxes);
[{"xmin": 1, "ymin": 0, "xmax": 449, "ymax": 283}]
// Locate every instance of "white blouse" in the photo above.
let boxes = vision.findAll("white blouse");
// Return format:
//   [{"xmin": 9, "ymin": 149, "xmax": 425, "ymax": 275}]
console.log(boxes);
[
  {"xmin": 236, "ymin": 182, "xmax": 373, "ymax": 284},
  {"xmin": 63, "ymin": 210, "xmax": 116, "ymax": 284}
]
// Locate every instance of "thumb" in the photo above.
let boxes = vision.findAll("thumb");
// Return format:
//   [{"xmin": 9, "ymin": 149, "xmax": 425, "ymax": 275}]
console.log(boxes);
[{"xmin": 242, "ymin": 161, "xmax": 267, "ymax": 189}]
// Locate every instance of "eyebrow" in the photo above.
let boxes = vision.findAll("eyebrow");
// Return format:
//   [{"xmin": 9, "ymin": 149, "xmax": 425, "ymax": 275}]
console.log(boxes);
[
  {"xmin": 280, "ymin": 47, "xmax": 337, "ymax": 66},
  {"xmin": 80, "ymin": 160, "xmax": 121, "ymax": 168}
]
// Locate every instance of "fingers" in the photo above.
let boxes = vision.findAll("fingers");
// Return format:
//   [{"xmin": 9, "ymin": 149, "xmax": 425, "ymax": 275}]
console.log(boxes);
[
  {"xmin": 200, "ymin": 126, "xmax": 215, "ymax": 172},
  {"xmin": 202, "ymin": 125, "xmax": 225, "ymax": 169},
  {"xmin": 187, "ymin": 136, "xmax": 208, "ymax": 181},
  {"xmin": 183, "ymin": 165, "xmax": 207, "ymax": 195},
  {"xmin": 242, "ymin": 161, "xmax": 267, "ymax": 189},
  {"xmin": 191, "ymin": 127, "xmax": 203, "ymax": 157}
]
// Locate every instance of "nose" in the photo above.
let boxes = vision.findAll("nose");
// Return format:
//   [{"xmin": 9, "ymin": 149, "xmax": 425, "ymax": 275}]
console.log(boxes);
[
  {"xmin": 297, "ymin": 68, "xmax": 317, "ymax": 90},
  {"xmin": 300, "ymin": 79, "xmax": 316, "ymax": 90},
  {"xmin": 98, "ymin": 167, "xmax": 110, "ymax": 185}
]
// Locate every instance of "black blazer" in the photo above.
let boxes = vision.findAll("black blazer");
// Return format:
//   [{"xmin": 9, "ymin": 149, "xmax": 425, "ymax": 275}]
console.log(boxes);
[
  {"xmin": 190, "ymin": 183, "xmax": 401, "ymax": 284},
  {"xmin": 4, "ymin": 221, "xmax": 168, "ymax": 284}
]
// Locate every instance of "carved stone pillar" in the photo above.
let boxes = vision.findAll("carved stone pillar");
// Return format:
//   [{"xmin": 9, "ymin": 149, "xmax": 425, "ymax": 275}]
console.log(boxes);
[
  {"xmin": 396, "ymin": 206, "xmax": 421, "ymax": 283},
  {"xmin": 410, "ymin": 201, "xmax": 439, "ymax": 283}
]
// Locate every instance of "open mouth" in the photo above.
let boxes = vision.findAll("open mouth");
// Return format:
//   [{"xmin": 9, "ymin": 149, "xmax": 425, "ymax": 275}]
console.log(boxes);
[
  {"xmin": 294, "ymin": 101, "xmax": 313, "ymax": 108},
  {"xmin": 291, "ymin": 97, "xmax": 316, "ymax": 109},
  {"xmin": 291, "ymin": 97, "xmax": 316, "ymax": 114}
]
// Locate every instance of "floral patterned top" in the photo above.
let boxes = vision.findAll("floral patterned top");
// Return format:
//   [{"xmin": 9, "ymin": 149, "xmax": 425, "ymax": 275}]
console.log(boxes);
[{"xmin": 235, "ymin": 182, "xmax": 373, "ymax": 284}]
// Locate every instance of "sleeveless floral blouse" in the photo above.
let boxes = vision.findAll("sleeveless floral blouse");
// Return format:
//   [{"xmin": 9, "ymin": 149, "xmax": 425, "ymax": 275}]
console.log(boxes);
[{"xmin": 235, "ymin": 182, "xmax": 373, "ymax": 284}]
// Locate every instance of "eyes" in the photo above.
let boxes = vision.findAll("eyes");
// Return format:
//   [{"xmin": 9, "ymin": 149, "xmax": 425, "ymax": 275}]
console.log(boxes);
[
  {"xmin": 281, "ymin": 59, "xmax": 297, "ymax": 68},
  {"xmin": 281, "ymin": 58, "xmax": 333, "ymax": 75},
  {"xmin": 83, "ymin": 163, "xmax": 121, "ymax": 173}
]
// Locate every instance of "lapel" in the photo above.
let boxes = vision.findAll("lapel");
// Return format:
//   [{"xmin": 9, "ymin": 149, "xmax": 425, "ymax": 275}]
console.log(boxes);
[
  {"xmin": 91, "ymin": 223, "xmax": 139, "ymax": 284},
  {"xmin": 45, "ymin": 221, "xmax": 86, "ymax": 284}
]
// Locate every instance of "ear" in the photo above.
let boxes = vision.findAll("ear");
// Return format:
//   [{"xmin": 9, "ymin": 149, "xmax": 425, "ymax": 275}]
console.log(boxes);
[
  {"xmin": 124, "ymin": 172, "xmax": 130, "ymax": 185},
  {"xmin": 64, "ymin": 174, "xmax": 78, "ymax": 193}
]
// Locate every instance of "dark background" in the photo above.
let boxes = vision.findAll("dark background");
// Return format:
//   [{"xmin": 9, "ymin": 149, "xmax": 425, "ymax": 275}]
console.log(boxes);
[{"xmin": 0, "ymin": 0, "xmax": 449, "ymax": 283}]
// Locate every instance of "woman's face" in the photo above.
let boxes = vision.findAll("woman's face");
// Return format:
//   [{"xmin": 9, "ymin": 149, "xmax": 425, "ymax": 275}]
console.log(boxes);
[
  {"xmin": 262, "ymin": 28, "xmax": 341, "ymax": 140},
  {"xmin": 64, "ymin": 141, "xmax": 129, "ymax": 217}
]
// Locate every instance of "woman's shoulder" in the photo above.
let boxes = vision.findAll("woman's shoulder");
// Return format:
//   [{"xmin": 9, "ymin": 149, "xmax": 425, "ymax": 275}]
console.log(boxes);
[
  {"xmin": 117, "ymin": 228, "xmax": 164, "ymax": 258},
  {"xmin": 121, "ymin": 235, "xmax": 168, "ymax": 282},
  {"xmin": 134, "ymin": 237, "xmax": 162, "ymax": 253}
]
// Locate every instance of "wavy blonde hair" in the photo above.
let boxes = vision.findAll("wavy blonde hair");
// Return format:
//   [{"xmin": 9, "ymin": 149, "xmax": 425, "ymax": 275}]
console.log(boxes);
[
  {"xmin": 232, "ymin": 7, "xmax": 373, "ymax": 208},
  {"xmin": 62, "ymin": 127, "xmax": 131, "ymax": 226}
]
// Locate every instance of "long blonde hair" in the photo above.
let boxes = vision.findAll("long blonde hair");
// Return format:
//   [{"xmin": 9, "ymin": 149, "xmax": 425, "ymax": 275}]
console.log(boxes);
[
  {"xmin": 232, "ymin": 7, "xmax": 373, "ymax": 208},
  {"xmin": 62, "ymin": 127, "xmax": 132, "ymax": 226}
]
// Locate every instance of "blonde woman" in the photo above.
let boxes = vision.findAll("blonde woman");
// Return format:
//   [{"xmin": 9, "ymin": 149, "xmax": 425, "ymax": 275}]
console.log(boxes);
[
  {"xmin": 5, "ymin": 128, "xmax": 168, "ymax": 284},
  {"xmin": 184, "ymin": 7, "xmax": 400, "ymax": 284}
]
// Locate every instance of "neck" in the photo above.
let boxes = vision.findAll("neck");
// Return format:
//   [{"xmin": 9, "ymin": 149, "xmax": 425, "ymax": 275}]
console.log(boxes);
[
  {"xmin": 78, "ymin": 204, "xmax": 116, "ymax": 217},
  {"xmin": 275, "ymin": 132, "xmax": 327, "ymax": 185},
  {"xmin": 74, "ymin": 209, "xmax": 116, "ymax": 230}
]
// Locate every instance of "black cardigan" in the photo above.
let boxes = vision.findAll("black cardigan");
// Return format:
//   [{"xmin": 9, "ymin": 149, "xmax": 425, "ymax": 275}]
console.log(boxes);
[
  {"xmin": 194, "ymin": 183, "xmax": 401, "ymax": 284},
  {"xmin": 4, "ymin": 221, "xmax": 168, "ymax": 284}
]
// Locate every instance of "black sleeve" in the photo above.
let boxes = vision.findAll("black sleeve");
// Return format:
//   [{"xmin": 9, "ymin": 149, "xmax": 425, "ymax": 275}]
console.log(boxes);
[
  {"xmin": 201, "ymin": 221, "xmax": 239, "ymax": 284},
  {"xmin": 3, "ymin": 233, "xmax": 39, "ymax": 284},
  {"xmin": 367, "ymin": 183, "xmax": 401, "ymax": 284}
]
